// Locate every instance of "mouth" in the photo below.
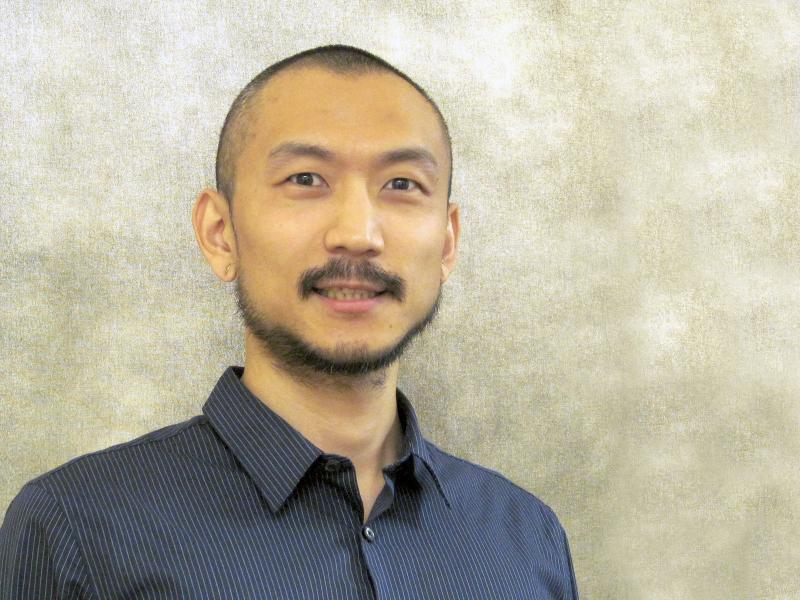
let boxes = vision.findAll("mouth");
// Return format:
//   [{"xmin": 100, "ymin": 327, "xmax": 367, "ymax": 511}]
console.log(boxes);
[
  {"xmin": 312, "ymin": 287, "xmax": 388, "ymax": 301},
  {"xmin": 311, "ymin": 284, "xmax": 390, "ymax": 315}
]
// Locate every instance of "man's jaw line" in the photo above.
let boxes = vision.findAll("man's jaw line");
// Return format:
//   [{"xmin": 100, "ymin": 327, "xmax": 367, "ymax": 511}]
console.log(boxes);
[
  {"xmin": 256, "ymin": 324, "xmax": 413, "ymax": 379},
  {"xmin": 237, "ymin": 286, "xmax": 441, "ymax": 389}
]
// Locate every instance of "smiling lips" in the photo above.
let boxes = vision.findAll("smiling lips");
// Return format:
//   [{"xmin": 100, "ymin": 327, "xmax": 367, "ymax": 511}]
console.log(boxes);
[
  {"xmin": 313, "ymin": 280, "xmax": 386, "ymax": 299},
  {"xmin": 312, "ymin": 281, "xmax": 388, "ymax": 312},
  {"xmin": 317, "ymin": 288, "xmax": 382, "ymax": 300}
]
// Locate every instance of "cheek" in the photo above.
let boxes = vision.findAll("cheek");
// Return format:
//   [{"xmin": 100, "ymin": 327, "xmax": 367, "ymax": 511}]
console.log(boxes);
[
  {"xmin": 400, "ymin": 231, "xmax": 447, "ymax": 295},
  {"xmin": 237, "ymin": 227, "xmax": 302, "ymax": 295},
  {"xmin": 239, "ymin": 203, "xmax": 323, "ymax": 265}
]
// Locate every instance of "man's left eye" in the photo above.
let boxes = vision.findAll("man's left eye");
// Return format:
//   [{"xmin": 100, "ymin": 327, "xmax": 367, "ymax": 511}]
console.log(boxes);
[
  {"xmin": 288, "ymin": 173, "xmax": 324, "ymax": 187},
  {"xmin": 385, "ymin": 178, "xmax": 420, "ymax": 192}
]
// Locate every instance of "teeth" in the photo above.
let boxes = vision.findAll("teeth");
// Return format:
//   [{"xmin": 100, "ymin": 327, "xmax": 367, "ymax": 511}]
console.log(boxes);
[{"xmin": 318, "ymin": 288, "xmax": 380, "ymax": 301}]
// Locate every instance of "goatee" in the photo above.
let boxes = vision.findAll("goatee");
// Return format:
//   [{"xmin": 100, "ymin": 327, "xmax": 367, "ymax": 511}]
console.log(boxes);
[{"xmin": 234, "ymin": 258, "xmax": 441, "ymax": 381}]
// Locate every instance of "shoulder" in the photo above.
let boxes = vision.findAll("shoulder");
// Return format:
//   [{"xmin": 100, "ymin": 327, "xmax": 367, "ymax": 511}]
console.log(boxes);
[
  {"xmin": 427, "ymin": 442, "xmax": 578, "ymax": 599},
  {"xmin": 426, "ymin": 440, "xmax": 567, "ymax": 536},
  {"xmin": 0, "ymin": 420, "xmax": 216, "ymax": 596},
  {"xmin": 17, "ymin": 414, "xmax": 223, "ymax": 502},
  {"xmin": 424, "ymin": 441, "xmax": 578, "ymax": 597}
]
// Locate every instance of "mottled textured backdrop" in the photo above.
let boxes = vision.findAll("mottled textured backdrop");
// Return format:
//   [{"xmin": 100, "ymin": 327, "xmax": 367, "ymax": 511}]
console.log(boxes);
[{"xmin": 2, "ymin": 1, "xmax": 799, "ymax": 598}]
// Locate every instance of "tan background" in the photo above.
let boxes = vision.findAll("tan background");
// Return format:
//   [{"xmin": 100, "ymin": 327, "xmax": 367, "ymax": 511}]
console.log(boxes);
[{"xmin": 2, "ymin": 1, "xmax": 799, "ymax": 598}]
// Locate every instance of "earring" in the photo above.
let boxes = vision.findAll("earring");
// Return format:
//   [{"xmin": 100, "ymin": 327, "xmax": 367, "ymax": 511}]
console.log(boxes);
[{"xmin": 225, "ymin": 264, "xmax": 234, "ymax": 276}]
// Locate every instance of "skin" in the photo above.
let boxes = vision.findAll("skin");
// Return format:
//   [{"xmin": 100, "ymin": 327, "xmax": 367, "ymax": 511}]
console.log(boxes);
[{"xmin": 192, "ymin": 66, "xmax": 460, "ymax": 522}]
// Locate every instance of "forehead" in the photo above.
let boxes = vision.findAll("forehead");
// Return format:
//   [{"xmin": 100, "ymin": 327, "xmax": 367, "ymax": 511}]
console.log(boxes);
[{"xmin": 244, "ymin": 66, "xmax": 448, "ymax": 166}]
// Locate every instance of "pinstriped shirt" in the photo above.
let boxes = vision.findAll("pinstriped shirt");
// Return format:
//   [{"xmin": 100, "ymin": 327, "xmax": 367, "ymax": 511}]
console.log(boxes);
[{"xmin": 0, "ymin": 366, "xmax": 579, "ymax": 599}]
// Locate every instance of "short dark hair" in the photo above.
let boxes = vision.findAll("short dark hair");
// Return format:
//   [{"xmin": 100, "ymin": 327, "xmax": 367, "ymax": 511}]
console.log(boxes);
[{"xmin": 215, "ymin": 44, "xmax": 453, "ymax": 207}]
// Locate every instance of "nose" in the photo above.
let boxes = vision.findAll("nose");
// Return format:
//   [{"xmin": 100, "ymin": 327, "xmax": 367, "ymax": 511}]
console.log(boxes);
[{"xmin": 323, "ymin": 180, "xmax": 384, "ymax": 257}]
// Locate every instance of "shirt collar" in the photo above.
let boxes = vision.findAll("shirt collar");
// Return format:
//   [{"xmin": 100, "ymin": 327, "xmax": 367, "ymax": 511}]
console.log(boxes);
[{"xmin": 202, "ymin": 366, "xmax": 453, "ymax": 513}]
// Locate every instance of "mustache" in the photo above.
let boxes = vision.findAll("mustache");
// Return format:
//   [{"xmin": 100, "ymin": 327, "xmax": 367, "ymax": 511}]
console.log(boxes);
[{"xmin": 298, "ymin": 257, "xmax": 406, "ymax": 301}]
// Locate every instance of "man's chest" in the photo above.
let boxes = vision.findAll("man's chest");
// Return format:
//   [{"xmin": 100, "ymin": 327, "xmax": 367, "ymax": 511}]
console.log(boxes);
[{"xmin": 72, "ymin": 482, "xmax": 560, "ymax": 599}]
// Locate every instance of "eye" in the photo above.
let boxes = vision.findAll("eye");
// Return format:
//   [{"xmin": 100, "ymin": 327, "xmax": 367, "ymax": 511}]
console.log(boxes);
[
  {"xmin": 384, "ymin": 177, "xmax": 421, "ymax": 192},
  {"xmin": 287, "ymin": 172, "xmax": 325, "ymax": 187}
]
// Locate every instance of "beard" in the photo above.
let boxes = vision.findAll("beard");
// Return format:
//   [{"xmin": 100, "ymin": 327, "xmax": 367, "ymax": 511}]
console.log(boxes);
[{"xmin": 234, "ymin": 258, "xmax": 441, "ymax": 380}]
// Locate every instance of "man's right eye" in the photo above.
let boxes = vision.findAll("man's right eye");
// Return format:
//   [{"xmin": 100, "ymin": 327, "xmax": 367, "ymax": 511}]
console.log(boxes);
[{"xmin": 288, "ymin": 173, "xmax": 324, "ymax": 187}]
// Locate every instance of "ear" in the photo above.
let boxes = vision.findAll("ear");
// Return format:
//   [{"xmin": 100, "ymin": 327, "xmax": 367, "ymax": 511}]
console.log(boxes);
[
  {"xmin": 440, "ymin": 202, "xmax": 460, "ymax": 283},
  {"xmin": 192, "ymin": 188, "xmax": 238, "ymax": 281}
]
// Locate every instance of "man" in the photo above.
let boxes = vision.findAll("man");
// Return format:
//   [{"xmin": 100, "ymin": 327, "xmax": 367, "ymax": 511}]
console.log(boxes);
[{"xmin": 0, "ymin": 45, "xmax": 578, "ymax": 598}]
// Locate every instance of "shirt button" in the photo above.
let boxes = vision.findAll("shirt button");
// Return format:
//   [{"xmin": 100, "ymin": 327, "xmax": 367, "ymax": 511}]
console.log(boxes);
[{"xmin": 362, "ymin": 526, "xmax": 376, "ymax": 542}]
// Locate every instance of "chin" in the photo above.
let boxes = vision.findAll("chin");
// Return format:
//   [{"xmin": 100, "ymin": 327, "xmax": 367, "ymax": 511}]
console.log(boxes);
[
  {"xmin": 295, "ymin": 338, "xmax": 407, "ymax": 377},
  {"xmin": 319, "ymin": 339, "xmax": 396, "ymax": 361}
]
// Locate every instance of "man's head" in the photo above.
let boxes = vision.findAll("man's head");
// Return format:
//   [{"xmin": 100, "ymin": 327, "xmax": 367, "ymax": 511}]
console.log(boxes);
[
  {"xmin": 216, "ymin": 45, "xmax": 453, "ymax": 208},
  {"xmin": 192, "ymin": 45, "xmax": 459, "ymax": 381}
]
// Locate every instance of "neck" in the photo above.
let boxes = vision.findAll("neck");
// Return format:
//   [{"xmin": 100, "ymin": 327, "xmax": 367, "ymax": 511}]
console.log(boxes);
[{"xmin": 240, "ymin": 331, "xmax": 404, "ymax": 477}]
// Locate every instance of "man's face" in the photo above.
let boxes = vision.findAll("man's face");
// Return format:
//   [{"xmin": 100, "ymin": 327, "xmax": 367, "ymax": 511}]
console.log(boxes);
[{"xmin": 229, "ymin": 66, "xmax": 459, "ymax": 377}]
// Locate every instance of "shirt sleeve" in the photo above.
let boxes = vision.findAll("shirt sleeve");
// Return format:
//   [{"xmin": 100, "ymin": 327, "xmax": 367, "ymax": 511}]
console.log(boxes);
[
  {"xmin": 561, "ymin": 523, "xmax": 580, "ymax": 599},
  {"xmin": 0, "ymin": 482, "xmax": 97, "ymax": 600}
]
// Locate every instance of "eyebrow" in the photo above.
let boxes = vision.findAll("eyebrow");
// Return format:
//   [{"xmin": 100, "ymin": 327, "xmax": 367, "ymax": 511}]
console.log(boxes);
[{"xmin": 267, "ymin": 141, "xmax": 440, "ymax": 179}]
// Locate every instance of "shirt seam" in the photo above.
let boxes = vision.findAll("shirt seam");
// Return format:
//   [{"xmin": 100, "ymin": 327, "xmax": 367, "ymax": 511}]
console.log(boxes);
[
  {"xmin": 29, "ymin": 416, "xmax": 206, "ymax": 484},
  {"xmin": 428, "ymin": 442, "xmax": 560, "ymax": 513},
  {"xmin": 427, "ymin": 442, "xmax": 566, "ymax": 535},
  {"xmin": 562, "ymin": 522, "xmax": 580, "ymax": 600},
  {"xmin": 27, "ymin": 481, "xmax": 100, "ymax": 600}
]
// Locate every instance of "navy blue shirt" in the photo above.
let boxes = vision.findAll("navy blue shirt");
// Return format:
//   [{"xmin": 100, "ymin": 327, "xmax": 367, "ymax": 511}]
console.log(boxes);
[{"xmin": 1, "ymin": 366, "xmax": 578, "ymax": 599}]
